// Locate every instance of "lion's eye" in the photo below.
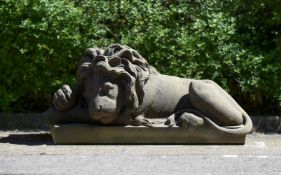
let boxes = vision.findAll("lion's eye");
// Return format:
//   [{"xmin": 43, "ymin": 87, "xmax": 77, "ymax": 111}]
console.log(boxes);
[{"xmin": 100, "ymin": 82, "xmax": 114, "ymax": 96}]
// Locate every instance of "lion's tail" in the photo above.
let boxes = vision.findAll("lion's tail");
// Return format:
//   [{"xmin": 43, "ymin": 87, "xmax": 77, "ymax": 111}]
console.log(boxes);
[{"xmin": 204, "ymin": 112, "xmax": 253, "ymax": 135}]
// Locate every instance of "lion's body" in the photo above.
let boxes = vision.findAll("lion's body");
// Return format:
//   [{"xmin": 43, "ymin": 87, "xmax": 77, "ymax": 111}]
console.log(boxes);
[
  {"xmin": 44, "ymin": 44, "xmax": 253, "ymax": 135},
  {"xmin": 135, "ymin": 74, "xmax": 192, "ymax": 119}
]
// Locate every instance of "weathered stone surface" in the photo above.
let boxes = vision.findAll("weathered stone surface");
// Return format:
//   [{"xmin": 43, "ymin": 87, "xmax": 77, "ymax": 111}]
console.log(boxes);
[
  {"xmin": 43, "ymin": 44, "xmax": 254, "ymax": 144},
  {"xmin": 51, "ymin": 123, "xmax": 246, "ymax": 144}
]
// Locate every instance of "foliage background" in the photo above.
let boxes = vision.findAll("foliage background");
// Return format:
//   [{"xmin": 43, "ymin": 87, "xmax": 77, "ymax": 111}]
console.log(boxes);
[{"xmin": 0, "ymin": 0, "xmax": 280, "ymax": 114}]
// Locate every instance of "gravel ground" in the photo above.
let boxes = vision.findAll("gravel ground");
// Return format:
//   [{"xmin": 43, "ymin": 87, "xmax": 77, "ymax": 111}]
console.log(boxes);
[
  {"xmin": 0, "ymin": 131, "xmax": 280, "ymax": 155},
  {"xmin": 0, "ymin": 131, "xmax": 280, "ymax": 175}
]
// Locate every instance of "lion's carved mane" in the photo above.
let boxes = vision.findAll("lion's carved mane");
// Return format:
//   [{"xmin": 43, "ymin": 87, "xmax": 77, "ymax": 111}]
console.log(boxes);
[{"xmin": 76, "ymin": 44, "xmax": 158, "ymax": 111}]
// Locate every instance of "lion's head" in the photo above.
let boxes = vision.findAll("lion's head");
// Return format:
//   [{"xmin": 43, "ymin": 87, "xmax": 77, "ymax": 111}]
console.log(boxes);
[{"xmin": 76, "ymin": 44, "xmax": 157, "ymax": 124}]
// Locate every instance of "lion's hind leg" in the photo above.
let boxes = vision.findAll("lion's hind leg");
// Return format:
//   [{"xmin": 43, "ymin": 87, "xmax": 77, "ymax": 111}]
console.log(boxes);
[
  {"xmin": 164, "ymin": 109, "xmax": 205, "ymax": 129},
  {"xmin": 189, "ymin": 80, "xmax": 243, "ymax": 126},
  {"xmin": 176, "ymin": 112, "xmax": 204, "ymax": 129}
]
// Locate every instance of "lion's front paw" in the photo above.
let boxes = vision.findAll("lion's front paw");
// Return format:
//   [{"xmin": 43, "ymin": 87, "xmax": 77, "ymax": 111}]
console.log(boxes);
[
  {"xmin": 176, "ymin": 112, "xmax": 204, "ymax": 129},
  {"xmin": 52, "ymin": 85, "xmax": 77, "ymax": 111},
  {"xmin": 132, "ymin": 115, "xmax": 153, "ymax": 127},
  {"xmin": 164, "ymin": 114, "xmax": 177, "ymax": 127}
]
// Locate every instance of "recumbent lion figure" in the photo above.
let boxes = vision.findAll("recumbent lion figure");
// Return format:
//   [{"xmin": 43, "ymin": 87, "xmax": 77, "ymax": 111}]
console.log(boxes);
[{"xmin": 44, "ymin": 44, "xmax": 252, "ymax": 135}]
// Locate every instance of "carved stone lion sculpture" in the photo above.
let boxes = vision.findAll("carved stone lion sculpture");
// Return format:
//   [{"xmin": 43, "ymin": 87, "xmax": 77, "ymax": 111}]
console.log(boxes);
[{"xmin": 44, "ymin": 44, "xmax": 253, "ymax": 135}]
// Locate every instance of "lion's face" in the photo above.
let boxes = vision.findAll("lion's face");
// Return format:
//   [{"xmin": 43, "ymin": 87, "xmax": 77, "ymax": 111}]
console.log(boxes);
[
  {"xmin": 77, "ymin": 44, "xmax": 157, "ymax": 125},
  {"xmin": 82, "ymin": 68, "xmax": 126, "ymax": 124}
]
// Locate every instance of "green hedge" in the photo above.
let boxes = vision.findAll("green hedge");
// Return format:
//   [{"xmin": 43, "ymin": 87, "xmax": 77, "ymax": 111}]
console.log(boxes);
[{"xmin": 0, "ymin": 0, "xmax": 280, "ymax": 114}]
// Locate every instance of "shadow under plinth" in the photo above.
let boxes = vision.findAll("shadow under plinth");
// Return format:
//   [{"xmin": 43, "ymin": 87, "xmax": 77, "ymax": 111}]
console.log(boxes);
[{"xmin": 0, "ymin": 131, "xmax": 53, "ymax": 145}]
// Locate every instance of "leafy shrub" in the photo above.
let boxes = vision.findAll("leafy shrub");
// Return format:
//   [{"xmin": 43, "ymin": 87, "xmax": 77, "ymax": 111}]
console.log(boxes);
[
  {"xmin": 0, "ymin": 0, "xmax": 280, "ymax": 114},
  {"xmin": 0, "ymin": 0, "xmax": 113, "ymax": 111}
]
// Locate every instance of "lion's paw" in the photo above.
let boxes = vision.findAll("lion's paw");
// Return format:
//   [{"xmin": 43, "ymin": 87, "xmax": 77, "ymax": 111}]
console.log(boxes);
[
  {"xmin": 176, "ymin": 112, "xmax": 204, "ymax": 129},
  {"xmin": 164, "ymin": 114, "xmax": 177, "ymax": 127},
  {"xmin": 52, "ymin": 85, "xmax": 77, "ymax": 111}
]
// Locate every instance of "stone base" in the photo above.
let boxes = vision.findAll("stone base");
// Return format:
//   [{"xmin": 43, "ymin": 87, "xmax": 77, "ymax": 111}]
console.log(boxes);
[{"xmin": 51, "ymin": 123, "xmax": 246, "ymax": 145}]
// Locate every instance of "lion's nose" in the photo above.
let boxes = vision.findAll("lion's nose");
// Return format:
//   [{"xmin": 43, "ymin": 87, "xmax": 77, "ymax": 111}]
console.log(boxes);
[{"xmin": 98, "ymin": 105, "xmax": 102, "ymax": 112}]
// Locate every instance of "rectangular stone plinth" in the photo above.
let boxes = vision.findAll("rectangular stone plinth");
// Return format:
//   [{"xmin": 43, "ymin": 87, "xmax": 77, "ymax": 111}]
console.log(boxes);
[{"xmin": 51, "ymin": 124, "xmax": 246, "ymax": 144}]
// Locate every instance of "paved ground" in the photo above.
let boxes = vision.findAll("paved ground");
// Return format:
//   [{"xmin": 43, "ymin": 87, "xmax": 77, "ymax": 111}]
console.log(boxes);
[{"xmin": 0, "ymin": 131, "xmax": 280, "ymax": 174}]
